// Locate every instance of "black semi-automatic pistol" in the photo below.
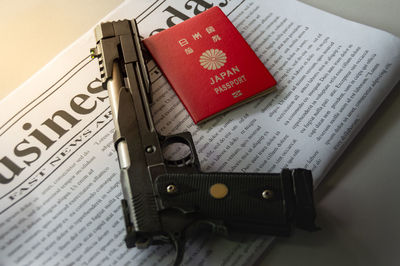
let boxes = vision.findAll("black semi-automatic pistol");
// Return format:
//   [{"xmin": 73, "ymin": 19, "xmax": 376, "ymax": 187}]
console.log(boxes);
[{"xmin": 91, "ymin": 19, "xmax": 317, "ymax": 265}]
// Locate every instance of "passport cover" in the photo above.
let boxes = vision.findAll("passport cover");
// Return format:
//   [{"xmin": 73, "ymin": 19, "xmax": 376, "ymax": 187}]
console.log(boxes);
[{"xmin": 143, "ymin": 6, "xmax": 276, "ymax": 124}]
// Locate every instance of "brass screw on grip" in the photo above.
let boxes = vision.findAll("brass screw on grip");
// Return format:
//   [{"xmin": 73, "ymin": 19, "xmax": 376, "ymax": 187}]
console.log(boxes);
[
  {"xmin": 167, "ymin": 184, "xmax": 178, "ymax": 194},
  {"xmin": 262, "ymin": 189, "xmax": 274, "ymax": 199}
]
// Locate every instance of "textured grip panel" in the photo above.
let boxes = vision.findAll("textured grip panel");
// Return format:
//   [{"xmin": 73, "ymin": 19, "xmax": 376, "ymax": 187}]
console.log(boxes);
[{"xmin": 156, "ymin": 171, "xmax": 294, "ymax": 227}]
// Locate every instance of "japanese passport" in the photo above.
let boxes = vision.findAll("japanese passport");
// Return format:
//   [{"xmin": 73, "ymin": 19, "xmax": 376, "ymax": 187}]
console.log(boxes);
[{"xmin": 144, "ymin": 6, "xmax": 276, "ymax": 124}]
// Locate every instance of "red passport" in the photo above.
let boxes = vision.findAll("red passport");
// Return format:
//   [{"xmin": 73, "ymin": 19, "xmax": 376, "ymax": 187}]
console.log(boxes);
[{"xmin": 144, "ymin": 6, "xmax": 276, "ymax": 124}]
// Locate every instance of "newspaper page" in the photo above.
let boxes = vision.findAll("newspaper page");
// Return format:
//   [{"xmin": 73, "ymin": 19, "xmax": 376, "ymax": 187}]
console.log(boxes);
[{"xmin": 1, "ymin": 0, "xmax": 400, "ymax": 265}]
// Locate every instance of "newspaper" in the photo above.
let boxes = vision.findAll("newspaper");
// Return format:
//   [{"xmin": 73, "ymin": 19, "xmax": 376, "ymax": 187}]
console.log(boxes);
[{"xmin": 1, "ymin": 0, "xmax": 400, "ymax": 265}]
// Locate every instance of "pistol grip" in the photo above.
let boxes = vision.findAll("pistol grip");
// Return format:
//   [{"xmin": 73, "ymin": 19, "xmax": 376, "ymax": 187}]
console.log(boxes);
[{"xmin": 155, "ymin": 169, "xmax": 316, "ymax": 235}]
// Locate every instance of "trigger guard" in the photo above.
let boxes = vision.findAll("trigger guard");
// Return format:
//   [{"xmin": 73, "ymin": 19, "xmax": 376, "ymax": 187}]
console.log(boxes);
[{"xmin": 161, "ymin": 133, "xmax": 199, "ymax": 168}]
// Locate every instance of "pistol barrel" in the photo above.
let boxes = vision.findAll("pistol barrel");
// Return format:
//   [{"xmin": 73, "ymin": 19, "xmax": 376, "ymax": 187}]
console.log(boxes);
[{"xmin": 107, "ymin": 61, "xmax": 131, "ymax": 170}]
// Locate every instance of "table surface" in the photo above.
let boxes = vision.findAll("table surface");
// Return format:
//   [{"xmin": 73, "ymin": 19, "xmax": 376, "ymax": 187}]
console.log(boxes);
[{"xmin": 1, "ymin": 1, "xmax": 399, "ymax": 266}]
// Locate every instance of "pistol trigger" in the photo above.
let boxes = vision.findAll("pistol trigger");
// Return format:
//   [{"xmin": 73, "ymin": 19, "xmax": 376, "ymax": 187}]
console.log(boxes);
[{"xmin": 170, "ymin": 233, "xmax": 185, "ymax": 266}]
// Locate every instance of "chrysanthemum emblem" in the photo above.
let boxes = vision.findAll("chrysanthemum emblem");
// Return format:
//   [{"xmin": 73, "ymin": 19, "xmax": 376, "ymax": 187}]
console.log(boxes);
[{"xmin": 199, "ymin": 49, "xmax": 227, "ymax": 70}]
